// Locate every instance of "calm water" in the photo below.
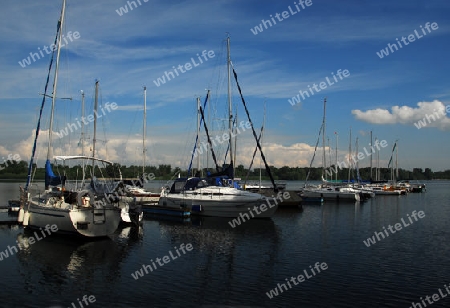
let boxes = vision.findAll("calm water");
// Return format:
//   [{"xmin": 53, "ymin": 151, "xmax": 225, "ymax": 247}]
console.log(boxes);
[{"xmin": 0, "ymin": 180, "xmax": 449, "ymax": 308}]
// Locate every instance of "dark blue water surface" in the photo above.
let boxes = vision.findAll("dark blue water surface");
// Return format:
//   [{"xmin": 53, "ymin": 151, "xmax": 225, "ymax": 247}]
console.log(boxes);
[{"xmin": 0, "ymin": 180, "xmax": 449, "ymax": 308}]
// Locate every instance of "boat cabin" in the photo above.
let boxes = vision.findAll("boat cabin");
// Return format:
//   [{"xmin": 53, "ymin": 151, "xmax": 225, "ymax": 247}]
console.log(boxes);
[{"xmin": 169, "ymin": 176, "xmax": 242, "ymax": 193}]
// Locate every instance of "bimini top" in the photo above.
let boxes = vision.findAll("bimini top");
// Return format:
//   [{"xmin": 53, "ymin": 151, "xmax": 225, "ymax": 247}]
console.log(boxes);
[
  {"xmin": 54, "ymin": 155, "xmax": 114, "ymax": 165},
  {"xmin": 169, "ymin": 176, "xmax": 243, "ymax": 193},
  {"xmin": 170, "ymin": 177, "xmax": 209, "ymax": 193}
]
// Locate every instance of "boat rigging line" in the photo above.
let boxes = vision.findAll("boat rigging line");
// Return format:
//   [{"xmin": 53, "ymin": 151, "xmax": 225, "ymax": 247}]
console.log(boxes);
[
  {"xmin": 231, "ymin": 66, "xmax": 278, "ymax": 192},
  {"xmin": 25, "ymin": 5, "xmax": 63, "ymax": 192},
  {"xmin": 199, "ymin": 105, "xmax": 221, "ymax": 173}
]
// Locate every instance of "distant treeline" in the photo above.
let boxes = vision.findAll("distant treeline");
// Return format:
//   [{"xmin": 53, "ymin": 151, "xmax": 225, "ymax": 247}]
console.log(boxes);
[{"xmin": 0, "ymin": 160, "xmax": 448, "ymax": 181}]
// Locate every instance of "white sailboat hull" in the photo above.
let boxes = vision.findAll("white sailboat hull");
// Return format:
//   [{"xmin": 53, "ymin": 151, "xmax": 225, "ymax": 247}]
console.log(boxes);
[
  {"xmin": 372, "ymin": 189, "xmax": 402, "ymax": 195},
  {"xmin": 159, "ymin": 187, "xmax": 277, "ymax": 218},
  {"xmin": 302, "ymin": 188, "xmax": 360, "ymax": 201},
  {"xmin": 27, "ymin": 202, "xmax": 121, "ymax": 237},
  {"xmin": 119, "ymin": 202, "xmax": 144, "ymax": 224},
  {"xmin": 127, "ymin": 195, "xmax": 160, "ymax": 204},
  {"xmin": 123, "ymin": 186, "xmax": 160, "ymax": 204},
  {"xmin": 137, "ymin": 196, "xmax": 159, "ymax": 203}
]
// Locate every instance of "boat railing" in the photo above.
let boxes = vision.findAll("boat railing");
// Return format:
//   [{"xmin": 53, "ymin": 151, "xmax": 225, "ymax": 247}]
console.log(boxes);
[
  {"xmin": 27, "ymin": 183, "xmax": 43, "ymax": 197},
  {"xmin": 62, "ymin": 180, "xmax": 87, "ymax": 192}
]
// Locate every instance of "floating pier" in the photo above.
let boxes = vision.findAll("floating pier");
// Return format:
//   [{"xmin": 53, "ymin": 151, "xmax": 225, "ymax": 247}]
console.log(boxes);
[{"xmin": 142, "ymin": 204, "xmax": 191, "ymax": 217}]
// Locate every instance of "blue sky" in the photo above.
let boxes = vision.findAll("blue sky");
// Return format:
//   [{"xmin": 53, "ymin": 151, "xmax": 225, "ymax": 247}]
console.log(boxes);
[{"xmin": 0, "ymin": 0, "xmax": 449, "ymax": 172}]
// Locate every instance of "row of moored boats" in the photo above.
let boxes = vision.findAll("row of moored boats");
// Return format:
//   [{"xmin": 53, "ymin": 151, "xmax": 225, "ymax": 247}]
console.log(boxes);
[{"xmin": 300, "ymin": 180, "xmax": 426, "ymax": 202}]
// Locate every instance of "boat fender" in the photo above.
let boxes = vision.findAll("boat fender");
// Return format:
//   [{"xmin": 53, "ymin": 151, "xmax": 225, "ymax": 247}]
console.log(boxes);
[
  {"xmin": 18, "ymin": 208, "xmax": 24, "ymax": 223},
  {"xmin": 23, "ymin": 211, "xmax": 30, "ymax": 226},
  {"xmin": 77, "ymin": 190, "xmax": 95, "ymax": 207}
]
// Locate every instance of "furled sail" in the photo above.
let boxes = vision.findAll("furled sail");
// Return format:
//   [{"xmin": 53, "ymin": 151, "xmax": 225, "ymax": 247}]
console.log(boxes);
[{"xmin": 45, "ymin": 159, "xmax": 66, "ymax": 189}]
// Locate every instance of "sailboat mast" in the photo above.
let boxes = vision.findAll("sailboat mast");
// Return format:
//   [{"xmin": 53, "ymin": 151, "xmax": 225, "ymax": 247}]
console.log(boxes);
[
  {"xmin": 370, "ymin": 130, "xmax": 373, "ymax": 179},
  {"xmin": 92, "ymin": 80, "xmax": 99, "ymax": 176},
  {"xmin": 391, "ymin": 144, "xmax": 394, "ymax": 184},
  {"xmin": 395, "ymin": 141, "xmax": 399, "ymax": 180},
  {"xmin": 335, "ymin": 132, "xmax": 338, "ymax": 182},
  {"xmin": 234, "ymin": 112, "xmax": 237, "ymax": 170},
  {"xmin": 376, "ymin": 137, "xmax": 379, "ymax": 181},
  {"xmin": 81, "ymin": 91, "xmax": 85, "ymax": 157},
  {"xmin": 348, "ymin": 128, "xmax": 352, "ymax": 183},
  {"xmin": 46, "ymin": 0, "xmax": 66, "ymax": 161},
  {"xmin": 81, "ymin": 90, "xmax": 85, "ymax": 185},
  {"xmin": 390, "ymin": 140, "xmax": 398, "ymax": 184},
  {"xmin": 206, "ymin": 89, "xmax": 210, "ymax": 172},
  {"xmin": 260, "ymin": 104, "xmax": 266, "ymax": 190},
  {"xmin": 227, "ymin": 35, "xmax": 234, "ymax": 171},
  {"xmin": 322, "ymin": 98, "xmax": 327, "ymax": 179},
  {"xmin": 143, "ymin": 86, "xmax": 147, "ymax": 176},
  {"xmin": 356, "ymin": 137, "xmax": 359, "ymax": 183},
  {"xmin": 196, "ymin": 96, "xmax": 201, "ymax": 175},
  {"xmin": 327, "ymin": 137, "xmax": 332, "ymax": 178}
]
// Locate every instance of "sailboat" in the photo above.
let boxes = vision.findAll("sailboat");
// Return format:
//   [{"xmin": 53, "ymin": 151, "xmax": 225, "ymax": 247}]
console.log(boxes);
[
  {"xmin": 158, "ymin": 36, "xmax": 277, "ymax": 218},
  {"xmin": 322, "ymin": 132, "xmax": 376, "ymax": 200},
  {"xmin": 370, "ymin": 140, "xmax": 405, "ymax": 195},
  {"xmin": 301, "ymin": 98, "xmax": 361, "ymax": 202},
  {"xmin": 75, "ymin": 86, "xmax": 142, "ymax": 224},
  {"xmin": 18, "ymin": 0, "xmax": 121, "ymax": 237},
  {"xmin": 123, "ymin": 86, "xmax": 160, "ymax": 207}
]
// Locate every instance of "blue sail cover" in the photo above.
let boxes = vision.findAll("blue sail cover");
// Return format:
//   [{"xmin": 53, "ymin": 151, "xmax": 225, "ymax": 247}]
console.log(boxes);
[
  {"xmin": 45, "ymin": 159, "xmax": 65, "ymax": 188},
  {"xmin": 24, "ymin": 15, "xmax": 62, "ymax": 192}
]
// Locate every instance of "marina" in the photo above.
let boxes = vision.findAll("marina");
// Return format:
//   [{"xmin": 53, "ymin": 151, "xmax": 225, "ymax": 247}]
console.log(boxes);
[
  {"xmin": 0, "ymin": 0, "xmax": 448, "ymax": 307},
  {"xmin": 0, "ymin": 180, "xmax": 448, "ymax": 307}
]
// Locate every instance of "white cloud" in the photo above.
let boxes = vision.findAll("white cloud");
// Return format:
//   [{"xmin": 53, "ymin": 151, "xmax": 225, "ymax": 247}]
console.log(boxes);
[
  {"xmin": 352, "ymin": 100, "xmax": 450, "ymax": 130},
  {"xmin": 352, "ymin": 108, "xmax": 398, "ymax": 124},
  {"xmin": 237, "ymin": 142, "xmax": 317, "ymax": 168},
  {"xmin": 4, "ymin": 127, "xmax": 325, "ymax": 170}
]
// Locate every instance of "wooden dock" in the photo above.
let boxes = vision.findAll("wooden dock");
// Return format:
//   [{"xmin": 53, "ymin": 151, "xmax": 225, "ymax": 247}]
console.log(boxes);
[{"xmin": 0, "ymin": 209, "xmax": 20, "ymax": 225}]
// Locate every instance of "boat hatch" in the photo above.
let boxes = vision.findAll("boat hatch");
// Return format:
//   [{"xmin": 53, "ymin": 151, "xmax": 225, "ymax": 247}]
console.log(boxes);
[
  {"xmin": 93, "ymin": 208, "xmax": 106, "ymax": 224},
  {"xmin": 184, "ymin": 178, "xmax": 208, "ymax": 190},
  {"xmin": 170, "ymin": 179, "xmax": 188, "ymax": 193},
  {"xmin": 76, "ymin": 222, "xmax": 89, "ymax": 230}
]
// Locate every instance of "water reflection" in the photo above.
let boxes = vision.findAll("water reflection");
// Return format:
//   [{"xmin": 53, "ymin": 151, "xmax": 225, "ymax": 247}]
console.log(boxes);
[
  {"xmin": 15, "ymin": 225, "xmax": 143, "ymax": 299},
  {"xmin": 149, "ymin": 215, "xmax": 281, "ymax": 306}
]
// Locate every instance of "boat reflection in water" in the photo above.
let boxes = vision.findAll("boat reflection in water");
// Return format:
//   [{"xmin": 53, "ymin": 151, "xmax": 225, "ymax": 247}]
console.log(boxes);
[
  {"xmin": 13, "ymin": 212, "xmax": 281, "ymax": 307},
  {"xmin": 151, "ymin": 215, "xmax": 281, "ymax": 305},
  {"xmin": 14, "ymin": 226, "xmax": 142, "ymax": 307}
]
